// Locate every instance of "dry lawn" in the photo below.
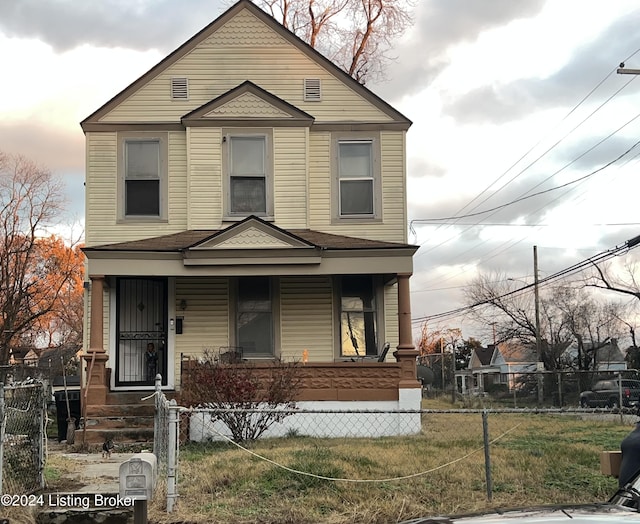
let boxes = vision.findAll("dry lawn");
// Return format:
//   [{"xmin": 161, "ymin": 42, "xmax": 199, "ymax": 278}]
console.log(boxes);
[{"xmin": 145, "ymin": 411, "xmax": 631, "ymax": 524}]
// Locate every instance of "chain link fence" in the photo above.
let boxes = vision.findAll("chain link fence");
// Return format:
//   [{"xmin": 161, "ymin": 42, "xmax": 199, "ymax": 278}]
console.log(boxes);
[
  {"xmin": 0, "ymin": 381, "xmax": 46, "ymax": 495},
  {"xmin": 429, "ymin": 369, "xmax": 640, "ymax": 410},
  {"xmin": 154, "ymin": 403, "xmax": 639, "ymax": 514}
]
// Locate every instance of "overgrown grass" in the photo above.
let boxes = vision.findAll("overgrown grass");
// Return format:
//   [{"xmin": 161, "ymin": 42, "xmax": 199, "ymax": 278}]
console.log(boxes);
[{"xmin": 146, "ymin": 411, "xmax": 633, "ymax": 523}]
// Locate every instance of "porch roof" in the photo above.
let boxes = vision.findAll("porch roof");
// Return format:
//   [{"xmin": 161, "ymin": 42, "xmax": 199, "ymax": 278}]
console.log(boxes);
[
  {"xmin": 82, "ymin": 217, "xmax": 418, "ymax": 277},
  {"xmin": 83, "ymin": 228, "xmax": 416, "ymax": 252}
]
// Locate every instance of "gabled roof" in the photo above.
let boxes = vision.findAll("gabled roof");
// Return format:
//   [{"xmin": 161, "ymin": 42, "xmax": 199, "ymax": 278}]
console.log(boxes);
[
  {"xmin": 474, "ymin": 346, "xmax": 496, "ymax": 366},
  {"xmin": 80, "ymin": 0, "xmax": 411, "ymax": 130},
  {"xmin": 182, "ymin": 81, "xmax": 315, "ymax": 128},
  {"xmin": 496, "ymin": 342, "xmax": 537, "ymax": 363},
  {"xmin": 82, "ymin": 216, "xmax": 418, "ymax": 254}
]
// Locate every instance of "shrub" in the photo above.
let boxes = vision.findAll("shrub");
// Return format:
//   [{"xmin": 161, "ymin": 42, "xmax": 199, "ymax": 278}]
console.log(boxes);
[{"xmin": 181, "ymin": 349, "xmax": 301, "ymax": 443}]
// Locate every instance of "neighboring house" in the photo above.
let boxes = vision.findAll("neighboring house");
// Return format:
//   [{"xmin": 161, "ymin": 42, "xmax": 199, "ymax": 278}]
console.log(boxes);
[
  {"xmin": 80, "ymin": 0, "xmax": 420, "ymax": 441},
  {"xmin": 468, "ymin": 342, "xmax": 538, "ymax": 392},
  {"xmin": 9, "ymin": 347, "xmax": 39, "ymax": 367},
  {"xmin": 587, "ymin": 339, "xmax": 627, "ymax": 372}
]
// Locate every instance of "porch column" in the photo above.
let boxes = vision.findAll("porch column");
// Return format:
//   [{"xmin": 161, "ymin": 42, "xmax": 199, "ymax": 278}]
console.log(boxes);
[
  {"xmin": 394, "ymin": 273, "xmax": 420, "ymax": 388},
  {"xmin": 83, "ymin": 275, "xmax": 109, "ymax": 408}
]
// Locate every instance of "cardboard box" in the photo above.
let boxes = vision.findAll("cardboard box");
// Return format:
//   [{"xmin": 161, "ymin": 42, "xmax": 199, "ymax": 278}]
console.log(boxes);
[{"xmin": 600, "ymin": 450, "xmax": 622, "ymax": 477}]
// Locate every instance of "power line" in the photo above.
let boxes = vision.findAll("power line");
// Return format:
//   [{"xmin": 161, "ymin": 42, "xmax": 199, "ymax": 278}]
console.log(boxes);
[
  {"xmin": 411, "ymin": 234, "xmax": 640, "ymax": 325},
  {"xmin": 411, "ymin": 131, "xmax": 640, "ymax": 224}
]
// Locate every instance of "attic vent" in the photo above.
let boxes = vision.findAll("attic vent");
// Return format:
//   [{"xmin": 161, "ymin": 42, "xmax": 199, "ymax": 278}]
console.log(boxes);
[
  {"xmin": 303, "ymin": 78, "xmax": 321, "ymax": 101},
  {"xmin": 171, "ymin": 77, "xmax": 189, "ymax": 99}
]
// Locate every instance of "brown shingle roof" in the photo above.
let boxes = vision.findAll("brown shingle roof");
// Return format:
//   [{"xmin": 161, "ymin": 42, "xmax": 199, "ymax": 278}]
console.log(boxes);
[{"xmin": 84, "ymin": 228, "xmax": 416, "ymax": 253}]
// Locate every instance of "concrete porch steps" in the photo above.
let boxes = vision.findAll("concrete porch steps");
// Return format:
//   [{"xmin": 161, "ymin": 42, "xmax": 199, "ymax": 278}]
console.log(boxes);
[{"xmin": 81, "ymin": 390, "xmax": 167, "ymax": 445}]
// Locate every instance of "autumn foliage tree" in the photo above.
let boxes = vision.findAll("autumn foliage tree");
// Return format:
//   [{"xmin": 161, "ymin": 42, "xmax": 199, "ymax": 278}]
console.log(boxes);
[{"xmin": 0, "ymin": 152, "xmax": 83, "ymax": 368}]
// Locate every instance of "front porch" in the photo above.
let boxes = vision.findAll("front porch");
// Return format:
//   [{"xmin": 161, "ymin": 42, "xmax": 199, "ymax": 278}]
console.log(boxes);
[{"xmin": 80, "ymin": 219, "xmax": 420, "ymax": 442}]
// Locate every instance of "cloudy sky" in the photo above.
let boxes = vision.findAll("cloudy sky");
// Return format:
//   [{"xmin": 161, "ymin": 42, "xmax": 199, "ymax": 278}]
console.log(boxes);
[{"xmin": 1, "ymin": 0, "xmax": 640, "ymax": 342}]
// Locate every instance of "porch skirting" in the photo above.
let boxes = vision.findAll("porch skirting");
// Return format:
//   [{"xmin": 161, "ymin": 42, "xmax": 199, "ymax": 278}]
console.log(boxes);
[{"xmin": 189, "ymin": 387, "xmax": 422, "ymax": 440}]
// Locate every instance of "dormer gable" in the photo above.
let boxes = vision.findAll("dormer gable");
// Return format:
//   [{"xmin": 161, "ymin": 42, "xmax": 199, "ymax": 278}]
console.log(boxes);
[
  {"xmin": 190, "ymin": 216, "xmax": 315, "ymax": 250},
  {"xmin": 181, "ymin": 81, "xmax": 314, "ymax": 128},
  {"xmin": 183, "ymin": 216, "xmax": 320, "ymax": 266}
]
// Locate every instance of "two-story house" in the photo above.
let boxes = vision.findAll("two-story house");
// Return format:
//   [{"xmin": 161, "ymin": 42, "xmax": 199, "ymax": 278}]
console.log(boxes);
[{"xmin": 80, "ymin": 0, "xmax": 420, "ymax": 441}]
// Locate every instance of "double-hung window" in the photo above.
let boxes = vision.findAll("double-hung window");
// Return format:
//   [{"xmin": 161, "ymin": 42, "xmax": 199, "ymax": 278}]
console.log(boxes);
[
  {"xmin": 339, "ymin": 140, "xmax": 374, "ymax": 216},
  {"xmin": 118, "ymin": 132, "xmax": 167, "ymax": 220},
  {"xmin": 125, "ymin": 140, "xmax": 160, "ymax": 216},
  {"xmin": 225, "ymin": 130, "xmax": 273, "ymax": 217},
  {"xmin": 332, "ymin": 132, "xmax": 380, "ymax": 220}
]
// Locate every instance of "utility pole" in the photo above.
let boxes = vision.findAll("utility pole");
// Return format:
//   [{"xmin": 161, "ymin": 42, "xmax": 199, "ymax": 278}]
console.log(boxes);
[{"xmin": 534, "ymin": 246, "xmax": 544, "ymax": 404}]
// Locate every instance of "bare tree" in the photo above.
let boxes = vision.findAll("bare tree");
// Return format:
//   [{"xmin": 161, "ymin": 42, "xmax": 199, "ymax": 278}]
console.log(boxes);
[
  {"xmin": 0, "ymin": 152, "xmax": 75, "ymax": 368},
  {"xmin": 462, "ymin": 273, "xmax": 625, "ymax": 372},
  {"xmin": 250, "ymin": 0, "xmax": 415, "ymax": 83},
  {"xmin": 585, "ymin": 259, "xmax": 640, "ymax": 302}
]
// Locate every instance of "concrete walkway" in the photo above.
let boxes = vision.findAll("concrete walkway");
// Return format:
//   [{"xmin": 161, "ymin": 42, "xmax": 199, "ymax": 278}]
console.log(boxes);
[{"xmin": 56, "ymin": 451, "xmax": 138, "ymax": 493}]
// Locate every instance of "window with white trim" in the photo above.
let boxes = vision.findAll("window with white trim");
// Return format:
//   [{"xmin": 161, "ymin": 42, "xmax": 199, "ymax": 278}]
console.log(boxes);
[
  {"xmin": 224, "ymin": 130, "xmax": 273, "ymax": 217},
  {"xmin": 339, "ymin": 140, "xmax": 374, "ymax": 216},
  {"xmin": 332, "ymin": 132, "xmax": 380, "ymax": 220},
  {"xmin": 125, "ymin": 140, "xmax": 160, "ymax": 216},
  {"xmin": 118, "ymin": 132, "xmax": 167, "ymax": 220}
]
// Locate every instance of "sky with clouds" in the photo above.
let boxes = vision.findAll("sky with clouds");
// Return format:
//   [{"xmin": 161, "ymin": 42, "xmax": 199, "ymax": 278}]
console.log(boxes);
[{"xmin": 1, "ymin": 0, "xmax": 640, "ymax": 343}]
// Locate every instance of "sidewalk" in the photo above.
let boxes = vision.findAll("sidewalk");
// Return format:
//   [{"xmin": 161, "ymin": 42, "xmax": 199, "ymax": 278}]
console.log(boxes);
[{"xmin": 56, "ymin": 450, "xmax": 138, "ymax": 493}]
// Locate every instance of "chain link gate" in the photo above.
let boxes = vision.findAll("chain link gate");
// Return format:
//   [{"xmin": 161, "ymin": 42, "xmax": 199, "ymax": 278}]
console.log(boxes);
[{"xmin": 0, "ymin": 381, "xmax": 47, "ymax": 495}]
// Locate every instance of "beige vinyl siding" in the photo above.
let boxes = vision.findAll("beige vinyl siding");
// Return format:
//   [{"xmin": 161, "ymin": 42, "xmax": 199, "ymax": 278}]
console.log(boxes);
[
  {"xmin": 187, "ymin": 128, "xmax": 223, "ymax": 229},
  {"xmin": 279, "ymin": 276, "xmax": 333, "ymax": 361},
  {"xmin": 383, "ymin": 283, "xmax": 399, "ymax": 361},
  {"xmin": 308, "ymin": 131, "xmax": 331, "ymax": 229},
  {"xmin": 173, "ymin": 277, "xmax": 229, "ymax": 387},
  {"xmin": 169, "ymin": 132, "xmax": 188, "ymax": 227},
  {"xmin": 273, "ymin": 127, "xmax": 307, "ymax": 228},
  {"xmin": 85, "ymin": 131, "xmax": 189, "ymax": 246},
  {"xmin": 308, "ymin": 130, "xmax": 407, "ymax": 243},
  {"xmin": 85, "ymin": 132, "xmax": 117, "ymax": 246},
  {"xmin": 100, "ymin": 10, "xmax": 391, "ymax": 124}
]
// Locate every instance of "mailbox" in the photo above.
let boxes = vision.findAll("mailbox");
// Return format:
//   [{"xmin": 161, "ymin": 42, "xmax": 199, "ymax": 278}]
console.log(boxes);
[{"xmin": 119, "ymin": 452, "xmax": 158, "ymax": 501}]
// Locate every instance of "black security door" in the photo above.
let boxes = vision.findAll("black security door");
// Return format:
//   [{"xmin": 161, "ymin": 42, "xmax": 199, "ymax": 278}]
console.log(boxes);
[{"xmin": 116, "ymin": 277, "xmax": 167, "ymax": 386}]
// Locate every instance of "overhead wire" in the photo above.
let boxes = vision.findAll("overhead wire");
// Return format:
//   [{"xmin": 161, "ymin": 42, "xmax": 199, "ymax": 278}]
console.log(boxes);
[
  {"xmin": 411, "ymin": 234, "xmax": 640, "ymax": 325},
  {"xmin": 408, "ymin": 45, "xmax": 640, "ymax": 294},
  {"xmin": 411, "ymin": 133, "xmax": 640, "ymax": 223},
  {"xmin": 409, "ymin": 54, "xmax": 640, "ymax": 250},
  {"xmin": 408, "ymin": 51, "xmax": 640, "ymax": 296}
]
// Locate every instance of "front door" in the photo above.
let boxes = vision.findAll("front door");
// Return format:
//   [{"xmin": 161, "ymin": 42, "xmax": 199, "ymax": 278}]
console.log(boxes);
[{"xmin": 116, "ymin": 277, "xmax": 167, "ymax": 386}]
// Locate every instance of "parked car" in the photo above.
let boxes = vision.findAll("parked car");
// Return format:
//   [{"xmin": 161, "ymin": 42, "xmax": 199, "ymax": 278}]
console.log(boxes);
[
  {"xmin": 399, "ymin": 469, "xmax": 640, "ymax": 523},
  {"xmin": 579, "ymin": 379, "xmax": 640, "ymax": 409}
]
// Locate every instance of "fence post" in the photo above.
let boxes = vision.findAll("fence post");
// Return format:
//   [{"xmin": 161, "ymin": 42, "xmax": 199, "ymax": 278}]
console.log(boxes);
[
  {"xmin": 0, "ymin": 383, "xmax": 4, "ymax": 495},
  {"xmin": 482, "ymin": 409, "xmax": 492, "ymax": 501},
  {"xmin": 153, "ymin": 374, "xmax": 162, "ymax": 458},
  {"xmin": 37, "ymin": 384, "xmax": 45, "ymax": 489},
  {"xmin": 167, "ymin": 399, "xmax": 178, "ymax": 513}
]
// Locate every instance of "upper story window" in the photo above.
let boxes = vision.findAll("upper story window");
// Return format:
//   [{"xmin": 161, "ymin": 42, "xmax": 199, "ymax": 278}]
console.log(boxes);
[
  {"xmin": 125, "ymin": 140, "xmax": 160, "ymax": 216},
  {"xmin": 339, "ymin": 140, "xmax": 374, "ymax": 215},
  {"xmin": 332, "ymin": 132, "xmax": 381, "ymax": 221},
  {"xmin": 224, "ymin": 129, "xmax": 273, "ymax": 219},
  {"xmin": 118, "ymin": 132, "xmax": 168, "ymax": 221}
]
